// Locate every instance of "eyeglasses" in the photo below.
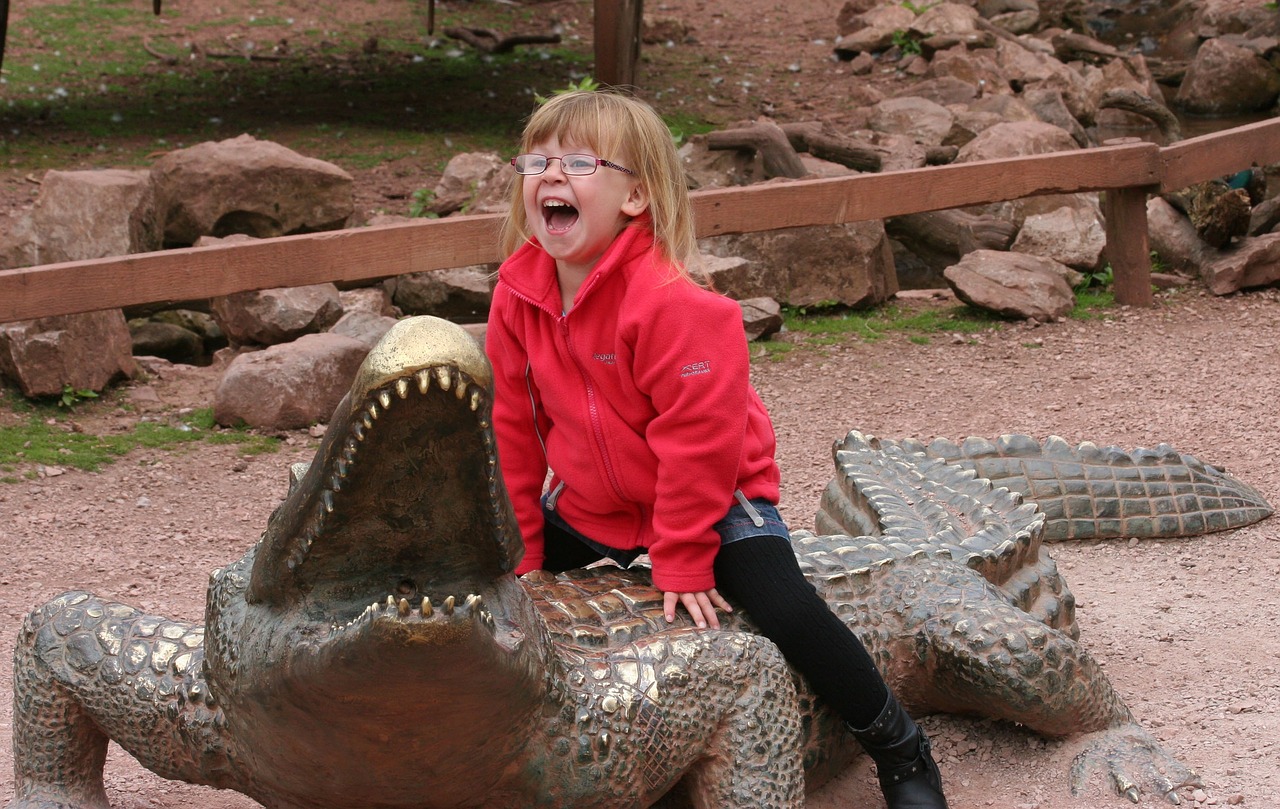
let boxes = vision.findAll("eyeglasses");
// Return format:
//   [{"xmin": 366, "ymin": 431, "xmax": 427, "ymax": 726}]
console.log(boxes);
[{"xmin": 510, "ymin": 153, "xmax": 635, "ymax": 176}]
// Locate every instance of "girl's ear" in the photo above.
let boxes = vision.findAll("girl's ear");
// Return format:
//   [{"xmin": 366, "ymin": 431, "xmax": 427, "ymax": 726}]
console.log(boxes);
[{"xmin": 621, "ymin": 180, "xmax": 650, "ymax": 218}]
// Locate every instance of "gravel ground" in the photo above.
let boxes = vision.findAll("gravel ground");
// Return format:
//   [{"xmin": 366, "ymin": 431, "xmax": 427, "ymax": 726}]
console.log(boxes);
[{"xmin": 2, "ymin": 287, "xmax": 1278, "ymax": 808}]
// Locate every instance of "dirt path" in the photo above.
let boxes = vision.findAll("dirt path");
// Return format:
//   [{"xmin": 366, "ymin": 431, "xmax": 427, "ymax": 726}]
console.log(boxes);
[{"xmin": 3, "ymin": 288, "xmax": 1278, "ymax": 808}]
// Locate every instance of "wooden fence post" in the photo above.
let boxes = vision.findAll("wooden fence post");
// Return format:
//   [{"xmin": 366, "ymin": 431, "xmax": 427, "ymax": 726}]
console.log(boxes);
[
  {"xmin": 594, "ymin": 0, "xmax": 643, "ymax": 87},
  {"xmin": 1102, "ymin": 186, "xmax": 1155, "ymax": 307}
]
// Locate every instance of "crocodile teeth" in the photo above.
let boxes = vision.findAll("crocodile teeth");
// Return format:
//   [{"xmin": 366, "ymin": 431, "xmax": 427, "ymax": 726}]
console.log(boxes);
[
  {"xmin": 454, "ymin": 379, "xmax": 468, "ymax": 400},
  {"xmin": 394, "ymin": 378, "xmax": 410, "ymax": 399},
  {"xmin": 415, "ymin": 368, "xmax": 432, "ymax": 394},
  {"xmin": 465, "ymin": 594, "xmax": 482, "ymax": 610},
  {"xmin": 398, "ymin": 597, "xmax": 410, "ymax": 616},
  {"xmin": 421, "ymin": 597, "xmax": 433, "ymax": 618},
  {"xmin": 378, "ymin": 390, "xmax": 392, "ymax": 410},
  {"xmin": 469, "ymin": 389, "xmax": 482, "ymax": 412},
  {"xmin": 322, "ymin": 490, "xmax": 335, "ymax": 514},
  {"xmin": 435, "ymin": 366, "xmax": 453, "ymax": 392},
  {"xmin": 443, "ymin": 595, "xmax": 455, "ymax": 615},
  {"xmin": 386, "ymin": 595, "xmax": 396, "ymax": 610}
]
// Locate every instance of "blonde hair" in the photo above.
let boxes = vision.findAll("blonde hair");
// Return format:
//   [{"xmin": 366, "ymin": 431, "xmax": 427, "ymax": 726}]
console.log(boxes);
[{"xmin": 499, "ymin": 90, "xmax": 698, "ymax": 276}]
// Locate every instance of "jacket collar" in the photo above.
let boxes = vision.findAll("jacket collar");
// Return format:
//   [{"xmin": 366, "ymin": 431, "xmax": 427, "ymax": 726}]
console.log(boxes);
[{"xmin": 500, "ymin": 216, "xmax": 656, "ymax": 313}]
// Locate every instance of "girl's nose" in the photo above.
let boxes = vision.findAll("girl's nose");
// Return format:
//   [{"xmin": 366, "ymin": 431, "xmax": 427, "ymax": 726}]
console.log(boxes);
[{"xmin": 542, "ymin": 158, "xmax": 568, "ymax": 180}]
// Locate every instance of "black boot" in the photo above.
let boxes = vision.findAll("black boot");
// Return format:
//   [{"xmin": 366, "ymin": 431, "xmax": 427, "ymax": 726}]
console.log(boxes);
[{"xmin": 848, "ymin": 694, "xmax": 948, "ymax": 809}]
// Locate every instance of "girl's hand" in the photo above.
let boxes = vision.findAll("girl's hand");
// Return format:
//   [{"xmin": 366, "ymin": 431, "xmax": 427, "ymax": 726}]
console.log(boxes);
[{"xmin": 663, "ymin": 589, "xmax": 733, "ymax": 630}]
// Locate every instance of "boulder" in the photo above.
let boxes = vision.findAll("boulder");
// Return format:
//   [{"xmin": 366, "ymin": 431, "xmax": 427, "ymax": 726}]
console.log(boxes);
[
  {"xmin": 211, "ymin": 283, "xmax": 344, "ymax": 347},
  {"xmin": 910, "ymin": 2, "xmax": 980, "ymax": 38},
  {"xmin": 955, "ymin": 121, "xmax": 1097, "ymax": 225},
  {"xmin": 1174, "ymin": 37, "xmax": 1280, "ymax": 115},
  {"xmin": 428, "ymin": 152, "xmax": 508, "ymax": 216},
  {"xmin": 1011, "ymin": 205, "xmax": 1105, "ymax": 271},
  {"xmin": 0, "ymin": 311, "xmax": 137, "ymax": 397},
  {"xmin": 329, "ymin": 310, "xmax": 400, "ymax": 349},
  {"xmin": 32, "ymin": 169, "xmax": 160, "ymax": 264},
  {"xmin": 129, "ymin": 320, "xmax": 205, "ymax": 364},
  {"xmin": 1201, "ymin": 233, "xmax": 1280, "ymax": 295},
  {"xmin": 944, "ymin": 249, "xmax": 1076, "ymax": 321},
  {"xmin": 700, "ymin": 221, "xmax": 898, "ymax": 308},
  {"xmin": 867, "ymin": 97, "xmax": 956, "ymax": 146},
  {"xmin": 213, "ymin": 333, "xmax": 370, "ymax": 429},
  {"xmin": 738, "ymin": 297, "xmax": 783, "ymax": 341},
  {"xmin": 339, "ymin": 286, "xmax": 399, "ymax": 317},
  {"xmin": 0, "ymin": 213, "xmax": 39, "ymax": 270},
  {"xmin": 151, "ymin": 134, "xmax": 354, "ymax": 247},
  {"xmin": 392, "ymin": 265, "xmax": 493, "ymax": 321}
]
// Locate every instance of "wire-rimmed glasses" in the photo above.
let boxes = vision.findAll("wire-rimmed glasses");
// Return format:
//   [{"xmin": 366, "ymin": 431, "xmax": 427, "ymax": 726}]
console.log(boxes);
[{"xmin": 510, "ymin": 153, "xmax": 635, "ymax": 176}]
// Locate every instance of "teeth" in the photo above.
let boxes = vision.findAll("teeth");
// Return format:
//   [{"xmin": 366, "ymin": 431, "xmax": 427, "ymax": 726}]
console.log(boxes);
[
  {"xmin": 386, "ymin": 595, "xmax": 396, "ymax": 610},
  {"xmin": 436, "ymin": 366, "xmax": 453, "ymax": 392},
  {"xmin": 421, "ymin": 598, "xmax": 433, "ymax": 618},
  {"xmin": 544, "ymin": 199, "xmax": 571, "ymax": 208},
  {"xmin": 454, "ymin": 381, "xmax": 467, "ymax": 400},
  {"xmin": 465, "ymin": 594, "xmax": 482, "ymax": 610},
  {"xmin": 361, "ymin": 412, "xmax": 374, "ymax": 430},
  {"xmin": 378, "ymin": 391, "xmax": 392, "ymax": 410},
  {"xmin": 322, "ymin": 490, "xmax": 334, "ymax": 514},
  {"xmin": 395, "ymin": 378, "xmax": 410, "ymax": 399},
  {"xmin": 469, "ymin": 390, "xmax": 482, "ymax": 411},
  {"xmin": 398, "ymin": 598, "xmax": 410, "ymax": 616},
  {"xmin": 443, "ymin": 596, "xmax": 455, "ymax": 615},
  {"xmin": 415, "ymin": 369, "xmax": 432, "ymax": 394}
]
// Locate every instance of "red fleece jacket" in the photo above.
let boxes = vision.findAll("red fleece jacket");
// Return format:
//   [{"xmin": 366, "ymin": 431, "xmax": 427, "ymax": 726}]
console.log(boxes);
[{"xmin": 486, "ymin": 222, "xmax": 781, "ymax": 593}]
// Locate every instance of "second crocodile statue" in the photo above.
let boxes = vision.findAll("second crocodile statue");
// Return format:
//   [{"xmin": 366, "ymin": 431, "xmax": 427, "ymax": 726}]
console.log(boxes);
[{"xmin": 9, "ymin": 316, "xmax": 1272, "ymax": 808}]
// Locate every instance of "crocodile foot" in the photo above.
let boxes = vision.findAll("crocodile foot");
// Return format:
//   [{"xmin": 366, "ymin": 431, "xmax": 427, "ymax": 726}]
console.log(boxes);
[{"xmin": 1069, "ymin": 724, "xmax": 1202, "ymax": 804}]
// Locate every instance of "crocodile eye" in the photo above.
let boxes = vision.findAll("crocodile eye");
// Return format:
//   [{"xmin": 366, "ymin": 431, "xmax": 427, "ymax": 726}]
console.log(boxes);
[{"xmin": 395, "ymin": 579, "xmax": 416, "ymax": 596}]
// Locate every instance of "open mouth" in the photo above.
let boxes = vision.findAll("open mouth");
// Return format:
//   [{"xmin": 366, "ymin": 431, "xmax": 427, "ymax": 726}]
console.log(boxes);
[{"xmin": 542, "ymin": 199, "xmax": 578, "ymax": 233}]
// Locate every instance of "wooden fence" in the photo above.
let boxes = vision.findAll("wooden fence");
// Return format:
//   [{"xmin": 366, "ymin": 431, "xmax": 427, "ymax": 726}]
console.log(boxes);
[{"xmin": 1, "ymin": 117, "xmax": 1278, "ymax": 324}]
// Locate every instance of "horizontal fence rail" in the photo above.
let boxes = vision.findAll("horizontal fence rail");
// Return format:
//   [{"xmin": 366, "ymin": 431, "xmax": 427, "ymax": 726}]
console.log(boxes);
[{"xmin": 1, "ymin": 117, "xmax": 1278, "ymax": 323}]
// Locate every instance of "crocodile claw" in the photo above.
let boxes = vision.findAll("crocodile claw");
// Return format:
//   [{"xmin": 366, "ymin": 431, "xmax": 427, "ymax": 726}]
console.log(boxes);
[{"xmin": 1070, "ymin": 724, "xmax": 1201, "ymax": 805}]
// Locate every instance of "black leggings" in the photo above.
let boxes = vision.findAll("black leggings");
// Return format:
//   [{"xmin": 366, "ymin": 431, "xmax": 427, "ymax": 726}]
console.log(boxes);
[{"xmin": 541, "ymin": 522, "xmax": 889, "ymax": 728}]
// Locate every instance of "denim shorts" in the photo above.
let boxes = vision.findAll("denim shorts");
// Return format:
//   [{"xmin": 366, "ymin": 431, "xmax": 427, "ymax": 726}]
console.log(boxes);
[{"xmin": 541, "ymin": 492, "xmax": 790, "ymax": 568}]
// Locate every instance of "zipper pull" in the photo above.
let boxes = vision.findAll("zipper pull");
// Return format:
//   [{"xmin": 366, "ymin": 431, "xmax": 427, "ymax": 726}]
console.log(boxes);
[{"xmin": 734, "ymin": 490, "xmax": 766, "ymax": 528}]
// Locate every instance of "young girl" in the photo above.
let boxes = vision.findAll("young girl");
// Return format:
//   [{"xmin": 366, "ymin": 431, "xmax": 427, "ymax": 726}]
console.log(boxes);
[{"xmin": 486, "ymin": 89, "xmax": 948, "ymax": 809}]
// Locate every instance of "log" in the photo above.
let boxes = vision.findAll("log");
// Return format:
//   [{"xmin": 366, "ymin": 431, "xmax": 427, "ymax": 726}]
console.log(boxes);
[
  {"xmin": 1098, "ymin": 88, "xmax": 1181, "ymax": 141},
  {"xmin": 779, "ymin": 123, "xmax": 882, "ymax": 173},
  {"xmin": 444, "ymin": 27, "xmax": 562, "ymax": 54},
  {"xmin": 705, "ymin": 120, "xmax": 809, "ymax": 179},
  {"xmin": 886, "ymin": 209, "xmax": 1017, "ymax": 261}
]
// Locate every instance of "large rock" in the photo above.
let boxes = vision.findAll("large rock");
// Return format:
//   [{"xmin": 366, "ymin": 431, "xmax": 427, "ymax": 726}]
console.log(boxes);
[
  {"xmin": 955, "ymin": 121, "xmax": 1098, "ymax": 225},
  {"xmin": 1201, "ymin": 233, "xmax": 1280, "ymax": 295},
  {"xmin": 0, "ymin": 213, "xmax": 39, "ymax": 270},
  {"xmin": 867, "ymin": 97, "xmax": 956, "ymax": 147},
  {"xmin": 0, "ymin": 312, "xmax": 137, "ymax": 397},
  {"xmin": 213, "ymin": 333, "xmax": 369, "ymax": 429},
  {"xmin": 32, "ymin": 169, "xmax": 160, "ymax": 264},
  {"xmin": 329, "ymin": 310, "xmax": 399, "ymax": 349},
  {"xmin": 151, "ymin": 134, "xmax": 354, "ymax": 247},
  {"xmin": 1011, "ymin": 205, "xmax": 1105, "ymax": 272},
  {"xmin": 428, "ymin": 152, "xmax": 508, "ymax": 216},
  {"xmin": 1174, "ymin": 37, "xmax": 1280, "ymax": 115},
  {"xmin": 129, "ymin": 320, "xmax": 205, "ymax": 364},
  {"xmin": 211, "ymin": 283, "xmax": 344, "ymax": 347},
  {"xmin": 700, "ymin": 221, "xmax": 898, "ymax": 308},
  {"xmin": 392, "ymin": 265, "xmax": 494, "ymax": 321},
  {"xmin": 944, "ymin": 249, "xmax": 1076, "ymax": 321}
]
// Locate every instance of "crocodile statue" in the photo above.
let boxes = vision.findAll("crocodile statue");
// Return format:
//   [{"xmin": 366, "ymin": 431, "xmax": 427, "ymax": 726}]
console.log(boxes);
[{"xmin": 9, "ymin": 315, "xmax": 1272, "ymax": 809}]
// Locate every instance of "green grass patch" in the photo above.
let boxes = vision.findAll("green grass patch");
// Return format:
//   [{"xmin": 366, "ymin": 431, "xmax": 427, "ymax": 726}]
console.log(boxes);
[
  {"xmin": 783, "ymin": 302, "xmax": 1003, "ymax": 343},
  {"xmin": 0, "ymin": 407, "xmax": 278, "ymax": 478},
  {"xmin": 1070, "ymin": 288, "xmax": 1117, "ymax": 319}
]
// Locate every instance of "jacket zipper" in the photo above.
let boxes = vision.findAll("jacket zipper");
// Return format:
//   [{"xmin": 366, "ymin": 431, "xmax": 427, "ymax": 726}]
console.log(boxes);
[{"xmin": 559, "ymin": 317, "xmax": 627, "ymax": 504}]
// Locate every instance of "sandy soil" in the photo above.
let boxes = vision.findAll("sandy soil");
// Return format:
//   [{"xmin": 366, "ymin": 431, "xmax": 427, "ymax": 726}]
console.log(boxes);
[{"xmin": 3, "ymin": 287, "xmax": 1279, "ymax": 809}]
